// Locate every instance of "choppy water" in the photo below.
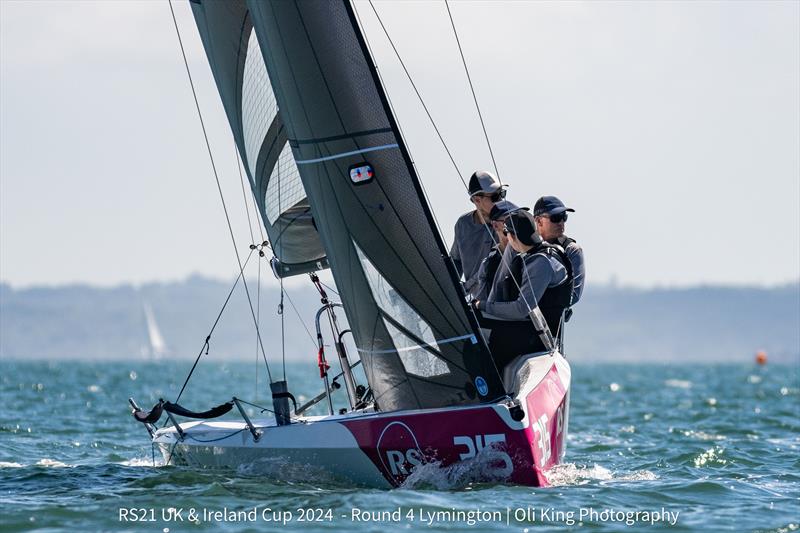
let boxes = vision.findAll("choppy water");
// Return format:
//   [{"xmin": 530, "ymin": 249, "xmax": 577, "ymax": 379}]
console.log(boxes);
[{"xmin": 1, "ymin": 359, "xmax": 798, "ymax": 532}]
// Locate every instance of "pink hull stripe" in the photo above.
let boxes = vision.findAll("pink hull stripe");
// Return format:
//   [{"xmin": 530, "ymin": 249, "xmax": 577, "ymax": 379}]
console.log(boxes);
[{"xmin": 341, "ymin": 363, "xmax": 568, "ymax": 487}]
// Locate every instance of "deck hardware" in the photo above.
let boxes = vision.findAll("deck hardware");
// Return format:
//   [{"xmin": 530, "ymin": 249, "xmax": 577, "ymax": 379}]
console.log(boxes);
[{"xmin": 233, "ymin": 397, "xmax": 261, "ymax": 442}]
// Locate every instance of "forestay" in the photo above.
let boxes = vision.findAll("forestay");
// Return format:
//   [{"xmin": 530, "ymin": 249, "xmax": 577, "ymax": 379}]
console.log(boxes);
[{"xmin": 192, "ymin": 0, "xmax": 505, "ymax": 411}]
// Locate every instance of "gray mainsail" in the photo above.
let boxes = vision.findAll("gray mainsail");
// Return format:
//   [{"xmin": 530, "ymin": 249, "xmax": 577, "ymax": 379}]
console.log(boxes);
[
  {"xmin": 192, "ymin": 0, "xmax": 505, "ymax": 410},
  {"xmin": 190, "ymin": 0, "xmax": 327, "ymax": 277}
]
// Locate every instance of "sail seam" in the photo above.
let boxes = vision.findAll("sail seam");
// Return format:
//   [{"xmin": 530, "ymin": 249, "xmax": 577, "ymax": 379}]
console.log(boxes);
[
  {"xmin": 356, "ymin": 333, "xmax": 477, "ymax": 355},
  {"xmin": 290, "ymin": 128, "xmax": 393, "ymax": 145},
  {"xmin": 294, "ymin": 144, "xmax": 399, "ymax": 165}
]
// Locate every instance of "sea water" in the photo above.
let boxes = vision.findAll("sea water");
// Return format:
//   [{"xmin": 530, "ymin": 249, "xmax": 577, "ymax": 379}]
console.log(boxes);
[{"xmin": 1, "ymin": 359, "xmax": 797, "ymax": 532}]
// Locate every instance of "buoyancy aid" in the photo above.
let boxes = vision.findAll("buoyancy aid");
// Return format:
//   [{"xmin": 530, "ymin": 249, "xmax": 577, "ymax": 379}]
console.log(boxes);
[{"xmin": 503, "ymin": 242, "xmax": 573, "ymax": 336}]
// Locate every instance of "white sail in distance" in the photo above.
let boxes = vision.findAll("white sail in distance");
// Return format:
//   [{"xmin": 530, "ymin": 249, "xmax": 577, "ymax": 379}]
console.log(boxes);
[{"xmin": 143, "ymin": 302, "xmax": 168, "ymax": 359}]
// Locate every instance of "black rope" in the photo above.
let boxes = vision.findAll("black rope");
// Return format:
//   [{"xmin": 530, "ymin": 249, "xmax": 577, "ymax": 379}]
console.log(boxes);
[
  {"xmin": 168, "ymin": 0, "xmax": 273, "ymax": 382},
  {"xmin": 186, "ymin": 429, "xmax": 246, "ymax": 443},
  {"xmin": 444, "ymin": 0, "xmax": 501, "ymax": 181}
]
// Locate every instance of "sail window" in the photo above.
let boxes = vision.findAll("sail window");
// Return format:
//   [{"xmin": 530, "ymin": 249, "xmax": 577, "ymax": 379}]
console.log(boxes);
[
  {"xmin": 264, "ymin": 142, "xmax": 308, "ymax": 224},
  {"xmin": 242, "ymin": 30, "xmax": 277, "ymax": 179},
  {"xmin": 382, "ymin": 320, "xmax": 449, "ymax": 377},
  {"xmin": 353, "ymin": 241, "xmax": 448, "ymax": 362}
]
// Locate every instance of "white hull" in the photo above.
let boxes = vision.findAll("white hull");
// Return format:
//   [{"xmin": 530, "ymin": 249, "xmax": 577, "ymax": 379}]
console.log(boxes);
[{"xmin": 152, "ymin": 351, "xmax": 571, "ymax": 487}]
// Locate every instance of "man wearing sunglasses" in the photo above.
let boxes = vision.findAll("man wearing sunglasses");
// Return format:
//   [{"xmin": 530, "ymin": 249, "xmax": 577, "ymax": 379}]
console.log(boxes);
[
  {"xmin": 533, "ymin": 196, "xmax": 585, "ymax": 305},
  {"xmin": 473, "ymin": 200, "xmax": 519, "ymax": 301},
  {"xmin": 471, "ymin": 210, "xmax": 572, "ymax": 370},
  {"xmin": 450, "ymin": 170, "xmax": 508, "ymax": 297}
]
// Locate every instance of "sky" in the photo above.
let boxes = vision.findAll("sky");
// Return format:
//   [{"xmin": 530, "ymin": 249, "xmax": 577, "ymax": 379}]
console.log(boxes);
[{"xmin": 1, "ymin": 0, "xmax": 798, "ymax": 290}]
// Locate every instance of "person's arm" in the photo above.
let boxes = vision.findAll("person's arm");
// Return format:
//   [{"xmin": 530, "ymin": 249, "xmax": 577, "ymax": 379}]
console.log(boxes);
[
  {"xmin": 481, "ymin": 255, "xmax": 555, "ymax": 320},
  {"xmin": 450, "ymin": 223, "xmax": 463, "ymax": 277},
  {"xmin": 567, "ymin": 243, "xmax": 585, "ymax": 304}
]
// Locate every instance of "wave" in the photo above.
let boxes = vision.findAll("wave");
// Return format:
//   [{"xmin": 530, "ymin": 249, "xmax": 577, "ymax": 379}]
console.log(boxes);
[{"xmin": 544, "ymin": 463, "xmax": 657, "ymax": 486}]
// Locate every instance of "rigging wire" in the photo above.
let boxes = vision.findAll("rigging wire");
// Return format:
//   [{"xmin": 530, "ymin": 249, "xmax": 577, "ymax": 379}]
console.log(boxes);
[
  {"xmin": 282, "ymin": 289, "xmax": 318, "ymax": 348},
  {"xmin": 277, "ymin": 151, "xmax": 287, "ymax": 381},
  {"xmin": 360, "ymin": 1, "xmax": 534, "ymax": 317},
  {"xmin": 233, "ymin": 141, "xmax": 261, "ymax": 399},
  {"xmin": 255, "ymin": 256, "xmax": 262, "ymax": 400},
  {"xmin": 280, "ymin": 275, "xmax": 286, "ymax": 381},
  {"xmin": 444, "ymin": 0, "xmax": 501, "ymax": 181},
  {"xmin": 174, "ymin": 250, "xmax": 255, "ymax": 404},
  {"xmin": 356, "ymin": 1, "xmax": 451, "ymax": 245},
  {"xmin": 319, "ymin": 281, "xmax": 339, "ymax": 297},
  {"xmin": 234, "ymin": 143, "xmax": 257, "ymax": 245},
  {"xmin": 168, "ymin": 0, "xmax": 273, "ymax": 382}
]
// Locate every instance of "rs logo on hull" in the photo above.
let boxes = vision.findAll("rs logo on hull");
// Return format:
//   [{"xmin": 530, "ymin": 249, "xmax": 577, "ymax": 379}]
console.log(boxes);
[{"xmin": 376, "ymin": 421, "xmax": 423, "ymax": 478}]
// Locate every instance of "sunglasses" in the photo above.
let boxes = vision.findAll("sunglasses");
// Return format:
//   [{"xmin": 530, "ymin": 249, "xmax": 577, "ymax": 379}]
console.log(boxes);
[
  {"xmin": 475, "ymin": 190, "xmax": 506, "ymax": 202},
  {"xmin": 546, "ymin": 212, "xmax": 568, "ymax": 223}
]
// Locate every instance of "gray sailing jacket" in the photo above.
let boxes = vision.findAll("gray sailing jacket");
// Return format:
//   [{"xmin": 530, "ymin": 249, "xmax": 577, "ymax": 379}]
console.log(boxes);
[
  {"xmin": 450, "ymin": 210, "xmax": 495, "ymax": 296},
  {"xmin": 551, "ymin": 236, "xmax": 585, "ymax": 304},
  {"xmin": 482, "ymin": 251, "xmax": 568, "ymax": 320}
]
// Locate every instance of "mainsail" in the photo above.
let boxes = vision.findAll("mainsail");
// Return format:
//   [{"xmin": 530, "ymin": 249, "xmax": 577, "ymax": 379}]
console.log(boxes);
[
  {"xmin": 191, "ymin": 0, "xmax": 505, "ymax": 410},
  {"xmin": 190, "ymin": 0, "xmax": 328, "ymax": 277}
]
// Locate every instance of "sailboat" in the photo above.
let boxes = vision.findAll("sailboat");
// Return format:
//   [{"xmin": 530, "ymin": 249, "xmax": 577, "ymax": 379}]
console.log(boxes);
[
  {"xmin": 130, "ymin": 0, "xmax": 571, "ymax": 488},
  {"xmin": 141, "ymin": 302, "xmax": 169, "ymax": 360}
]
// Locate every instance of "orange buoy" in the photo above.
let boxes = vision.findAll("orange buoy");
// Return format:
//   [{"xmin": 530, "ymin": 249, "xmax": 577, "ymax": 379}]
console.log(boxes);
[{"xmin": 755, "ymin": 350, "xmax": 767, "ymax": 365}]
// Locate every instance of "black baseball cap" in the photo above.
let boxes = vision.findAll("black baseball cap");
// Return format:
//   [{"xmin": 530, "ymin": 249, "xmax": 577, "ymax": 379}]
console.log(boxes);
[
  {"xmin": 489, "ymin": 201, "xmax": 525, "ymax": 222},
  {"xmin": 533, "ymin": 196, "xmax": 575, "ymax": 217},
  {"xmin": 504, "ymin": 210, "xmax": 538, "ymax": 246}
]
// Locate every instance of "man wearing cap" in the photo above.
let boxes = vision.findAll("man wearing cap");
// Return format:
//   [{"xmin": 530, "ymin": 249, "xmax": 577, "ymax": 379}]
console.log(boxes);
[
  {"xmin": 471, "ymin": 210, "xmax": 573, "ymax": 369},
  {"xmin": 532, "ymin": 196, "xmax": 585, "ymax": 305},
  {"xmin": 450, "ymin": 170, "xmax": 507, "ymax": 297},
  {"xmin": 473, "ymin": 200, "xmax": 518, "ymax": 301}
]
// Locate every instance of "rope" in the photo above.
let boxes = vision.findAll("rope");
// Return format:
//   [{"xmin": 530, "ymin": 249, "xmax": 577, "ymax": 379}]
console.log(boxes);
[
  {"xmin": 168, "ymin": 0, "xmax": 273, "ymax": 382},
  {"xmin": 444, "ymin": 0, "xmax": 501, "ymax": 181}
]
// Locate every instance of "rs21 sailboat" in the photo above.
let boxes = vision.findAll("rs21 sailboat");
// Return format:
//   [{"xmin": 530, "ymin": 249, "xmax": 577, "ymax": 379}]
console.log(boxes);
[{"xmin": 131, "ymin": 0, "xmax": 571, "ymax": 488}]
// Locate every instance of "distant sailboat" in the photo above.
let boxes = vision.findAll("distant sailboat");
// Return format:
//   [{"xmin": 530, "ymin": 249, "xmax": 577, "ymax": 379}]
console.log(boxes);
[{"xmin": 142, "ymin": 302, "xmax": 169, "ymax": 360}]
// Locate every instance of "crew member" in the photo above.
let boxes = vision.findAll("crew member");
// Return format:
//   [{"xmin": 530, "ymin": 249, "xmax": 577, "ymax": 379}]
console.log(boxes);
[
  {"xmin": 450, "ymin": 170, "xmax": 507, "ymax": 297},
  {"xmin": 473, "ymin": 200, "xmax": 518, "ymax": 301},
  {"xmin": 472, "ymin": 210, "xmax": 572, "ymax": 369},
  {"xmin": 532, "ymin": 196, "xmax": 585, "ymax": 305}
]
